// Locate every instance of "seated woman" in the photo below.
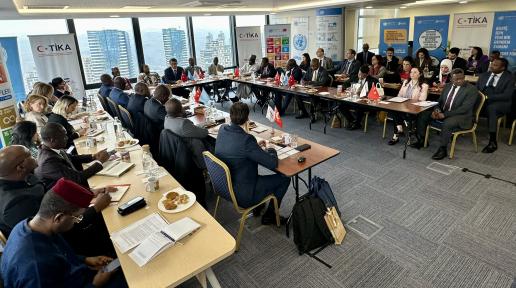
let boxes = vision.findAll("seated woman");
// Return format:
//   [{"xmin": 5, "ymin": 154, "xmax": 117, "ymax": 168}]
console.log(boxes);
[
  {"xmin": 10, "ymin": 121, "xmax": 40, "ymax": 159},
  {"xmin": 432, "ymin": 59, "xmax": 453, "ymax": 88},
  {"xmin": 369, "ymin": 55, "xmax": 386, "ymax": 79},
  {"xmin": 50, "ymin": 77, "xmax": 73, "ymax": 99},
  {"xmin": 299, "ymin": 53, "xmax": 311, "ymax": 72},
  {"xmin": 273, "ymin": 59, "xmax": 303, "ymax": 116},
  {"xmin": 414, "ymin": 48, "xmax": 434, "ymax": 71},
  {"xmin": 138, "ymin": 64, "xmax": 161, "ymax": 86},
  {"xmin": 467, "ymin": 46, "xmax": 489, "ymax": 75},
  {"xmin": 388, "ymin": 67, "xmax": 428, "ymax": 145},
  {"xmin": 24, "ymin": 94, "xmax": 48, "ymax": 133},
  {"xmin": 47, "ymin": 95, "xmax": 87, "ymax": 148},
  {"xmin": 31, "ymin": 82, "xmax": 58, "ymax": 106},
  {"xmin": 399, "ymin": 56, "xmax": 414, "ymax": 83}
]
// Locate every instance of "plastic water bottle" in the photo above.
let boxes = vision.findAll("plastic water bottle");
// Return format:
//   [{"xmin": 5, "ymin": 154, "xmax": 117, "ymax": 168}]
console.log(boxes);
[
  {"xmin": 141, "ymin": 145, "xmax": 157, "ymax": 177},
  {"xmin": 113, "ymin": 117, "xmax": 124, "ymax": 140}
]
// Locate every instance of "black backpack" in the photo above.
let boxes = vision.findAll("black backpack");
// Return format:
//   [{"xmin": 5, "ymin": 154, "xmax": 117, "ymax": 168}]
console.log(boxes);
[{"xmin": 292, "ymin": 196, "xmax": 334, "ymax": 254}]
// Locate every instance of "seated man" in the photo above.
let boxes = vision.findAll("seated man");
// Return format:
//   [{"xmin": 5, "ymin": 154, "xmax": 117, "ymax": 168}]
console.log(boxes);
[
  {"xmin": 413, "ymin": 68, "xmax": 478, "ymax": 160},
  {"xmin": 273, "ymin": 59, "xmax": 303, "ymax": 116},
  {"xmin": 252, "ymin": 57, "xmax": 277, "ymax": 106},
  {"xmin": 206, "ymin": 57, "xmax": 231, "ymax": 102},
  {"xmin": 315, "ymin": 47, "xmax": 334, "ymax": 71},
  {"xmin": 111, "ymin": 66, "xmax": 132, "ymax": 90},
  {"xmin": 144, "ymin": 84, "xmax": 169, "ymax": 126},
  {"xmin": 35, "ymin": 123, "xmax": 110, "ymax": 189},
  {"xmin": 215, "ymin": 102, "xmax": 290, "ymax": 225},
  {"xmin": 164, "ymin": 98, "xmax": 214, "ymax": 169},
  {"xmin": 301, "ymin": 58, "xmax": 330, "ymax": 122},
  {"xmin": 163, "ymin": 58, "xmax": 190, "ymax": 98},
  {"xmin": 109, "ymin": 76, "xmax": 131, "ymax": 108},
  {"xmin": 0, "ymin": 145, "xmax": 114, "ymax": 256},
  {"xmin": 333, "ymin": 49, "xmax": 360, "ymax": 86},
  {"xmin": 98, "ymin": 74, "xmax": 113, "ymax": 98},
  {"xmin": 235, "ymin": 54, "xmax": 260, "ymax": 101},
  {"xmin": 185, "ymin": 57, "xmax": 203, "ymax": 79},
  {"xmin": 339, "ymin": 65, "xmax": 378, "ymax": 130},
  {"xmin": 477, "ymin": 58, "xmax": 515, "ymax": 153},
  {"xmin": 448, "ymin": 47, "xmax": 468, "ymax": 71},
  {"xmin": 1, "ymin": 178, "xmax": 126, "ymax": 287}
]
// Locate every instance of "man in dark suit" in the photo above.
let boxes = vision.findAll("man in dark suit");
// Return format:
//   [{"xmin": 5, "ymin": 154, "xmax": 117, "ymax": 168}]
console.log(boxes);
[
  {"xmin": 448, "ymin": 47, "xmax": 468, "ymax": 71},
  {"xmin": 301, "ymin": 58, "xmax": 330, "ymax": 122},
  {"xmin": 357, "ymin": 43, "xmax": 375, "ymax": 66},
  {"xmin": 98, "ymin": 74, "xmax": 113, "ymax": 98},
  {"xmin": 215, "ymin": 103, "xmax": 290, "ymax": 225},
  {"xmin": 252, "ymin": 57, "xmax": 277, "ymax": 105},
  {"xmin": 316, "ymin": 48, "xmax": 334, "ymax": 71},
  {"xmin": 477, "ymin": 58, "xmax": 515, "ymax": 153},
  {"xmin": 384, "ymin": 47, "xmax": 400, "ymax": 83},
  {"xmin": 339, "ymin": 65, "xmax": 379, "ymax": 130},
  {"xmin": 163, "ymin": 58, "xmax": 189, "ymax": 98},
  {"xmin": 108, "ymin": 76, "xmax": 130, "ymax": 108},
  {"xmin": 35, "ymin": 123, "xmax": 110, "ymax": 189},
  {"xmin": 334, "ymin": 49, "xmax": 360, "ymax": 86},
  {"xmin": 144, "ymin": 84, "xmax": 169, "ymax": 126},
  {"xmin": 413, "ymin": 68, "xmax": 479, "ymax": 160},
  {"xmin": 275, "ymin": 59, "xmax": 304, "ymax": 116}
]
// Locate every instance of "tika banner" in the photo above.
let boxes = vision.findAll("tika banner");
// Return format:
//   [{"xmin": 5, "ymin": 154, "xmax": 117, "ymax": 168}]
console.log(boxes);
[
  {"xmin": 490, "ymin": 11, "xmax": 516, "ymax": 72},
  {"xmin": 29, "ymin": 34, "xmax": 85, "ymax": 99},
  {"xmin": 379, "ymin": 18, "xmax": 410, "ymax": 56},
  {"xmin": 0, "ymin": 43, "xmax": 18, "ymax": 148},
  {"xmin": 0, "ymin": 37, "xmax": 26, "ymax": 102},
  {"xmin": 236, "ymin": 26, "xmax": 262, "ymax": 67},
  {"xmin": 413, "ymin": 15, "xmax": 449, "ymax": 62},
  {"xmin": 264, "ymin": 24, "xmax": 291, "ymax": 68},
  {"xmin": 451, "ymin": 12, "xmax": 494, "ymax": 59}
]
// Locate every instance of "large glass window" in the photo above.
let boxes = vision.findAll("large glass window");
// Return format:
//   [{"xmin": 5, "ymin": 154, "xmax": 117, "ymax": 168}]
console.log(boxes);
[
  {"xmin": 0, "ymin": 19, "xmax": 68, "ymax": 94},
  {"xmin": 357, "ymin": 9, "xmax": 398, "ymax": 55},
  {"xmin": 192, "ymin": 16, "xmax": 234, "ymax": 70},
  {"xmin": 139, "ymin": 17, "xmax": 190, "ymax": 74},
  {"xmin": 235, "ymin": 15, "xmax": 266, "ymax": 62},
  {"xmin": 74, "ymin": 18, "xmax": 139, "ymax": 84}
]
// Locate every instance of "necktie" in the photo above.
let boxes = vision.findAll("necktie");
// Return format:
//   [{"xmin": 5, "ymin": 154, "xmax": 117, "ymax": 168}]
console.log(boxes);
[
  {"xmin": 486, "ymin": 74, "xmax": 495, "ymax": 88},
  {"xmin": 363, "ymin": 53, "xmax": 367, "ymax": 64},
  {"xmin": 344, "ymin": 61, "xmax": 350, "ymax": 74},
  {"xmin": 60, "ymin": 150, "xmax": 77, "ymax": 171},
  {"xmin": 320, "ymin": 58, "xmax": 324, "ymax": 67},
  {"xmin": 443, "ymin": 85, "xmax": 457, "ymax": 111},
  {"xmin": 312, "ymin": 70, "xmax": 318, "ymax": 81}
]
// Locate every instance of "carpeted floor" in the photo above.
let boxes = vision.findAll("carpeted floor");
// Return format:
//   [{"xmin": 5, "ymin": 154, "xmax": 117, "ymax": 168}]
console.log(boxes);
[{"xmin": 182, "ymin": 97, "xmax": 516, "ymax": 288}]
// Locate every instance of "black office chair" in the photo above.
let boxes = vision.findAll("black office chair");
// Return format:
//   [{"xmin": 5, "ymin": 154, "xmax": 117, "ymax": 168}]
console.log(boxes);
[
  {"xmin": 118, "ymin": 105, "xmax": 135, "ymax": 136},
  {"xmin": 105, "ymin": 97, "xmax": 122, "ymax": 120}
]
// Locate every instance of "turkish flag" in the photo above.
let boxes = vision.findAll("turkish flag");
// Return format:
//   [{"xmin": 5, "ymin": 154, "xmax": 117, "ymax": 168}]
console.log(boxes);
[
  {"xmin": 181, "ymin": 72, "xmax": 188, "ymax": 82},
  {"xmin": 274, "ymin": 107, "xmax": 283, "ymax": 128},
  {"xmin": 288, "ymin": 74, "xmax": 296, "ymax": 87},
  {"xmin": 274, "ymin": 72, "xmax": 280, "ymax": 85},
  {"xmin": 234, "ymin": 67, "xmax": 240, "ymax": 77},
  {"xmin": 367, "ymin": 84, "xmax": 380, "ymax": 100},
  {"xmin": 194, "ymin": 87, "xmax": 201, "ymax": 103}
]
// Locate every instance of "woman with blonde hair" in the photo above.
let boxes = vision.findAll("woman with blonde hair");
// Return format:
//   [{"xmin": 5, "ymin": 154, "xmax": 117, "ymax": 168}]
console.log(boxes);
[
  {"xmin": 47, "ymin": 95, "xmax": 87, "ymax": 147},
  {"xmin": 24, "ymin": 94, "xmax": 48, "ymax": 133},
  {"xmin": 31, "ymin": 82, "xmax": 58, "ymax": 104}
]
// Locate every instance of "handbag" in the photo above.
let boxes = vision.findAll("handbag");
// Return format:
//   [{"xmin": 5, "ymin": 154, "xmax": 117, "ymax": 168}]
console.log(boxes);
[
  {"xmin": 324, "ymin": 207, "xmax": 346, "ymax": 245},
  {"xmin": 376, "ymin": 82, "xmax": 385, "ymax": 98}
]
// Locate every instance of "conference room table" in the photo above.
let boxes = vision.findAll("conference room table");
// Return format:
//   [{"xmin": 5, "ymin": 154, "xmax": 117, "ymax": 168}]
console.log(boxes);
[{"xmin": 73, "ymin": 116, "xmax": 236, "ymax": 288}]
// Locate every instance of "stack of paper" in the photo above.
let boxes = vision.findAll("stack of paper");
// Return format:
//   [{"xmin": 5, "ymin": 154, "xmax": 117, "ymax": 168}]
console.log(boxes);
[
  {"xmin": 97, "ymin": 161, "xmax": 135, "ymax": 177},
  {"xmin": 387, "ymin": 97, "xmax": 409, "ymax": 103},
  {"xmin": 412, "ymin": 101, "xmax": 439, "ymax": 107},
  {"xmin": 111, "ymin": 213, "xmax": 168, "ymax": 253},
  {"xmin": 277, "ymin": 146, "xmax": 300, "ymax": 160}
]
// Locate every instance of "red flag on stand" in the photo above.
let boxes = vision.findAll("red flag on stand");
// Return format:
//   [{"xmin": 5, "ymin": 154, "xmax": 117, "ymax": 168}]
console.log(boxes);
[
  {"xmin": 181, "ymin": 72, "xmax": 188, "ymax": 82},
  {"xmin": 199, "ymin": 70, "xmax": 205, "ymax": 79},
  {"xmin": 234, "ymin": 67, "xmax": 240, "ymax": 77},
  {"xmin": 274, "ymin": 107, "xmax": 283, "ymax": 128},
  {"xmin": 194, "ymin": 87, "xmax": 201, "ymax": 103},
  {"xmin": 274, "ymin": 72, "xmax": 280, "ymax": 85},
  {"xmin": 288, "ymin": 74, "xmax": 296, "ymax": 87},
  {"xmin": 367, "ymin": 84, "xmax": 380, "ymax": 100}
]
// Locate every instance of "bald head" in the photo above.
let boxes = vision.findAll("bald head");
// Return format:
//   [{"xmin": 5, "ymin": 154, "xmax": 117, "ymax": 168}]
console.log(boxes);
[
  {"xmin": 0, "ymin": 145, "xmax": 37, "ymax": 180},
  {"xmin": 165, "ymin": 98, "xmax": 183, "ymax": 118}
]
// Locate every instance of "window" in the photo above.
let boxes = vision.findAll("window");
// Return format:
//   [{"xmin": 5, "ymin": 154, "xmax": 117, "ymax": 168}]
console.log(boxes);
[
  {"xmin": 0, "ymin": 19, "xmax": 68, "ymax": 95},
  {"xmin": 357, "ymin": 9, "xmax": 398, "ymax": 55},
  {"xmin": 139, "ymin": 17, "xmax": 190, "ymax": 74},
  {"xmin": 235, "ymin": 15, "xmax": 266, "ymax": 62},
  {"xmin": 192, "ymin": 16, "xmax": 234, "ymax": 70},
  {"xmin": 74, "ymin": 18, "xmax": 139, "ymax": 84}
]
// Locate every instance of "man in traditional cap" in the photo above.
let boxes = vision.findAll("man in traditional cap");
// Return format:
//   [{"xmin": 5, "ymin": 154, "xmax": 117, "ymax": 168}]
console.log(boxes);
[{"xmin": 1, "ymin": 178, "xmax": 127, "ymax": 287}]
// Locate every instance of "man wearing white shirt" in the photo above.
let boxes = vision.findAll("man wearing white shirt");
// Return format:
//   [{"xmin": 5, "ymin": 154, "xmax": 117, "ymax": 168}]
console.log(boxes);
[
  {"xmin": 476, "ymin": 58, "xmax": 515, "ymax": 153},
  {"xmin": 234, "ymin": 55, "xmax": 260, "ymax": 101},
  {"xmin": 413, "ymin": 68, "xmax": 478, "ymax": 160}
]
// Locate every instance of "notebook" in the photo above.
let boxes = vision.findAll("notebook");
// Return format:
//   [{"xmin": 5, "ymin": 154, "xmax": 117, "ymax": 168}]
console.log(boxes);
[
  {"xmin": 387, "ymin": 97, "xmax": 409, "ymax": 103},
  {"xmin": 96, "ymin": 160, "xmax": 135, "ymax": 177}
]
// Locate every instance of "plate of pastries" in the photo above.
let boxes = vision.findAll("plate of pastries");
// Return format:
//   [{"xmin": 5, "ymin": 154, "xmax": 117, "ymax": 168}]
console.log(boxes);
[{"xmin": 158, "ymin": 189, "xmax": 196, "ymax": 213}]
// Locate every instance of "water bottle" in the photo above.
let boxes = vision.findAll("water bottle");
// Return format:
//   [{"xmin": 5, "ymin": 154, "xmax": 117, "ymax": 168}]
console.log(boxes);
[
  {"xmin": 141, "ymin": 145, "xmax": 157, "ymax": 177},
  {"xmin": 113, "ymin": 117, "xmax": 124, "ymax": 140}
]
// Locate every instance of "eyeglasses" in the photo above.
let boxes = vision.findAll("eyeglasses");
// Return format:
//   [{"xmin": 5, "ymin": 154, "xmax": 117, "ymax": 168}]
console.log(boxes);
[{"xmin": 70, "ymin": 214, "xmax": 83, "ymax": 224}]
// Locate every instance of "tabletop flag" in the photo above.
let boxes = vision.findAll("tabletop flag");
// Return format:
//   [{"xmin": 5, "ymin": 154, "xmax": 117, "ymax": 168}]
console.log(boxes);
[
  {"xmin": 234, "ymin": 67, "xmax": 240, "ymax": 77},
  {"xmin": 274, "ymin": 72, "xmax": 281, "ymax": 85},
  {"xmin": 367, "ymin": 84, "xmax": 380, "ymax": 100},
  {"xmin": 194, "ymin": 87, "xmax": 201, "ymax": 103},
  {"xmin": 266, "ymin": 105, "xmax": 275, "ymax": 122},
  {"xmin": 288, "ymin": 74, "xmax": 296, "ymax": 87},
  {"xmin": 274, "ymin": 107, "xmax": 283, "ymax": 128},
  {"xmin": 181, "ymin": 72, "xmax": 188, "ymax": 82},
  {"xmin": 199, "ymin": 70, "xmax": 205, "ymax": 79}
]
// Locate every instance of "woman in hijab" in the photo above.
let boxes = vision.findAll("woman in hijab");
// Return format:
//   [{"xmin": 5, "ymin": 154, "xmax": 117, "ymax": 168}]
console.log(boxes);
[{"xmin": 432, "ymin": 59, "xmax": 453, "ymax": 88}]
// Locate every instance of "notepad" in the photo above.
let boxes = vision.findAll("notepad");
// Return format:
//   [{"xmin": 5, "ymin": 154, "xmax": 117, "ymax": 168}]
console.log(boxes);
[
  {"xmin": 108, "ymin": 185, "xmax": 130, "ymax": 202},
  {"xmin": 251, "ymin": 126, "xmax": 268, "ymax": 133},
  {"xmin": 412, "ymin": 101, "xmax": 439, "ymax": 107},
  {"xmin": 97, "ymin": 160, "xmax": 135, "ymax": 177},
  {"xmin": 111, "ymin": 213, "xmax": 169, "ymax": 253},
  {"xmin": 387, "ymin": 97, "xmax": 409, "ymax": 103}
]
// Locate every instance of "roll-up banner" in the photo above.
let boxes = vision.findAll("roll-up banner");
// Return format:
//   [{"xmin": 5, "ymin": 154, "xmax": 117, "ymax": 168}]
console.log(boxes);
[
  {"xmin": 0, "ymin": 37, "xmax": 26, "ymax": 102},
  {"xmin": 379, "ymin": 18, "xmax": 410, "ymax": 56},
  {"xmin": 451, "ymin": 12, "xmax": 494, "ymax": 59},
  {"xmin": 235, "ymin": 26, "xmax": 262, "ymax": 67},
  {"xmin": 0, "ymin": 43, "xmax": 18, "ymax": 148},
  {"xmin": 29, "ymin": 34, "xmax": 85, "ymax": 99},
  {"xmin": 264, "ymin": 24, "xmax": 291, "ymax": 68},
  {"xmin": 291, "ymin": 17, "xmax": 309, "ymax": 64},
  {"xmin": 316, "ymin": 8, "xmax": 343, "ymax": 60},
  {"xmin": 490, "ymin": 11, "xmax": 516, "ymax": 72},
  {"xmin": 413, "ymin": 15, "xmax": 450, "ymax": 62}
]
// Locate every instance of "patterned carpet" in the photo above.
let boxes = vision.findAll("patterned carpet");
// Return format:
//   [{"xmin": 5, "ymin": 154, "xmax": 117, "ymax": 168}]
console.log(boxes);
[{"xmin": 182, "ymin": 98, "xmax": 516, "ymax": 288}]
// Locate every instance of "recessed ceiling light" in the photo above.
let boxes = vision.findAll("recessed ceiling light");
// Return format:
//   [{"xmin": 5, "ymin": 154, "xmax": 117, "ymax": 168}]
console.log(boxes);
[
  {"xmin": 365, "ymin": 6, "xmax": 373, "ymax": 8},
  {"xmin": 270, "ymin": 12, "xmax": 277, "ymax": 14},
  {"xmin": 459, "ymin": 0, "xmax": 468, "ymax": 3},
  {"xmin": 121, "ymin": 5, "xmax": 153, "ymax": 9},
  {"xmin": 109, "ymin": 15, "xmax": 120, "ymax": 18},
  {"xmin": 203, "ymin": 13, "xmax": 212, "ymax": 16},
  {"xmin": 22, "ymin": 5, "xmax": 69, "ymax": 9},
  {"xmin": 400, "ymin": 6, "xmax": 407, "ymax": 8}
]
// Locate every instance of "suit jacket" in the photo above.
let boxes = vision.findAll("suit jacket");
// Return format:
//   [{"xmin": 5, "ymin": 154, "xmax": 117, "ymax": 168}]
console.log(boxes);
[
  {"xmin": 0, "ymin": 175, "xmax": 45, "ymax": 237},
  {"xmin": 319, "ymin": 56, "xmax": 334, "ymax": 71},
  {"xmin": 303, "ymin": 67, "xmax": 330, "ymax": 86},
  {"xmin": 438, "ymin": 82, "xmax": 478, "ymax": 127},
  {"xmin": 127, "ymin": 94, "xmax": 147, "ymax": 117},
  {"xmin": 109, "ymin": 87, "xmax": 130, "ymax": 108},
  {"xmin": 357, "ymin": 51, "xmax": 375, "ymax": 66},
  {"xmin": 208, "ymin": 64, "xmax": 224, "ymax": 75},
  {"xmin": 476, "ymin": 71, "xmax": 515, "ymax": 105},
  {"xmin": 46, "ymin": 113, "xmax": 78, "ymax": 148},
  {"xmin": 384, "ymin": 56, "xmax": 399, "ymax": 73},
  {"xmin": 98, "ymin": 84, "xmax": 113, "ymax": 98},
  {"xmin": 286, "ymin": 66, "xmax": 303, "ymax": 82},
  {"xmin": 336, "ymin": 60, "xmax": 360, "ymax": 82},
  {"xmin": 257, "ymin": 63, "xmax": 277, "ymax": 78},
  {"xmin": 185, "ymin": 65, "xmax": 203, "ymax": 78},
  {"xmin": 398, "ymin": 80, "xmax": 429, "ymax": 101},
  {"xmin": 35, "ymin": 145, "xmax": 102, "ymax": 189},
  {"xmin": 144, "ymin": 98, "xmax": 166, "ymax": 125},
  {"xmin": 163, "ymin": 66, "xmax": 185, "ymax": 84},
  {"xmin": 414, "ymin": 58, "xmax": 433, "ymax": 70},
  {"xmin": 451, "ymin": 57, "xmax": 468, "ymax": 71},
  {"xmin": 215, "ymin": 124, "xmax": 278, "ymax": 207}
]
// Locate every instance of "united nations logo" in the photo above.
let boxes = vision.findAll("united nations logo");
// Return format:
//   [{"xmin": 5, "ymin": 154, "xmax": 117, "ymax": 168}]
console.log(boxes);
[{"xmin": 293, "ymin": 34, "xmax": 307, "ymax": 51}]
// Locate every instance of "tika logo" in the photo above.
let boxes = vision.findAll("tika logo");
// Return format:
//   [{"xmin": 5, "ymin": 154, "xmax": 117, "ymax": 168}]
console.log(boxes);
[
  {"xmin": 36, "ymin": 43, "xmax": 72, "ymax": 53},
  {"xmin": 239, "ymin": 32, "xmax": 259, "ymax": 39},
  {"xmin": 457, "ymin": 16, "xmax": 488, "ymax": 25}
]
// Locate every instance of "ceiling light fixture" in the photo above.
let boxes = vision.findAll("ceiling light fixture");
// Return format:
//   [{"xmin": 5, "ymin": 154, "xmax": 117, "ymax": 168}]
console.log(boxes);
[
  {"xmin": 459, "ymin": 0, "xmax": 468, "ymax": 3},
  {"xmin": 400, "ymin": 6, "xmax": 407, "ymax": 8},
  {"xmin": 109, "ymin": 15, "xmax": 120, "ymax": 17},
  {"xmin": 365, "ymin": 6, "xmax": 373, "ymax": 8},
  {"xmin": 203, "ymin": 13, "xmax": 212, "ymax": 16},
  {"xmin": 121, "ymin": 6, "xmax": 154, "ymax": 9}
]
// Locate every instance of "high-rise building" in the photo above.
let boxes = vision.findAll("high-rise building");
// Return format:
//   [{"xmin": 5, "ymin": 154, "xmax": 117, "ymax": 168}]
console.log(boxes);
[
  {"xmin": 199, "ymin": 31, "xmax": 232, "ymax": 69},
  {"xmin": 82, "ymin": 57, "xmax": 96, "ymax": 84},
  {"xmin": 162, "ymin": 28, "xmax": 188, "ymax": 67},
  {"xmin": 87, "ymin": 30, "xmax": 136, "ymax": 81}
]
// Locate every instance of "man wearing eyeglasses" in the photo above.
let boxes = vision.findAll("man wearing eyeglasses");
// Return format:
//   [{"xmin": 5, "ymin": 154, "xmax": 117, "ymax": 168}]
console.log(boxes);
[{"xmin": 1, "ymin": 178, "xmax": 127, "ymax": 287}]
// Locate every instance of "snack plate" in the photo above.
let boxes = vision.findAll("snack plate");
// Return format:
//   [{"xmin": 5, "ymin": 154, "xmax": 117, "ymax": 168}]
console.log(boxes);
[
  {"xmin": 158, "ymin": 190, "xmax": 196, "ymax": 213},
  {"xmin": 115, "ymin": 139, "xmax": 139, "ymax": 149}
]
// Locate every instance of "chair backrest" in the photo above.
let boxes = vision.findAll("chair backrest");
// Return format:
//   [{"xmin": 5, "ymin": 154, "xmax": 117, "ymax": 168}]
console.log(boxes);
[
  {"xmin": 328, "ymin": 74, "xmax": 334, "ymax": 87},
  {"xmin": 0, "ymin": 230, "xmax": 6, "ymax": 247},
  {"xmin": 106, "ymin": 97, "xmax": 122, "ymax": 120},
  {"xmin": 118, "ymin": 105, "xmax": 134, "ymax": 132},
  {"xmin": 202, "ymin": 151, "xmax": 242, "ymax": 211},
  {"xmin": 473, "ymin": 91, "xmax": 487, "ymax": 124},
  {"xmin": 96, "ymin": 93, "xmax": 109, "ymax": 113}
]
